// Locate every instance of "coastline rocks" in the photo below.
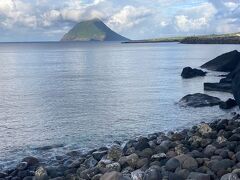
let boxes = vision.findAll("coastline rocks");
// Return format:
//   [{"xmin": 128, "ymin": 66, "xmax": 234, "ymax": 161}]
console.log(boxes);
[
  {"xmin": 233, "ymin": 71, "xmax": 240, "ymax": 107},
  {"xmin": 204, "ymin": 82, "xmax": 232, "ymax": 93},
  {"xmin": 5, "ymin": 115, "xmax": 240, "ymax": 180},
  {"xmin": 219, "ymin": 98, "xmax": 237, "ymax": 109},
  {"xmin": 181, "ymin": 67, "xmax": 207, "ymax": 78},
  {"xmin": 201, "ymin": 50, "xmax": 240, "ymax": 72},
  {"xmin": 179, "ymin": 93, "xmax": 222, "ymax": 107}
]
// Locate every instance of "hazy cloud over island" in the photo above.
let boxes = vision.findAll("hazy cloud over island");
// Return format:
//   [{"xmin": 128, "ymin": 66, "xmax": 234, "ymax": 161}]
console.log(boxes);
[{"xmin": 0, "ymin": 0, "xmax": 239, "ymax": 41}]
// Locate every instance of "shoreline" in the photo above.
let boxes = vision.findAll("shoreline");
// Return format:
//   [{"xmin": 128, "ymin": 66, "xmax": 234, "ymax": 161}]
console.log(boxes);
[{"xmin": 1, "ymin": 112, "xmax": 240, "ymax": 179}]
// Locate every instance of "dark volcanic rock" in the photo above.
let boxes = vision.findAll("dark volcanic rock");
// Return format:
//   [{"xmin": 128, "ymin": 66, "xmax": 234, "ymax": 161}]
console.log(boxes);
[
  {"xmin": 179, "ymin": 93, "xmax": 222, "ymax": 107},
  {"xmin": 233, "ymin": 71, "xmax": 240, "ymax": 107},
  {"xmin": 181, "ymin": 67, "xmax": 207, "ymax": 78},
  {"xmin": 165, "ymin": 158, "xmax": 180, "ymax": 172},
  {"xmin": 201, "ymin": 50, "xmax": 240, "ymax": 72},
  {"xmin": 219, "ymin": 98, "xmax": 237, "ymax": 109},
  {"xmin": 22, "ymin": 156, "xmax": 39, "ymax": 167},
  {"xmin": 187, "ymin": 172, "xmax": 211, "ymax": 180},
  {"xmin": 204, "ymin": 82, "xmax": 232, "ymax": 93}
]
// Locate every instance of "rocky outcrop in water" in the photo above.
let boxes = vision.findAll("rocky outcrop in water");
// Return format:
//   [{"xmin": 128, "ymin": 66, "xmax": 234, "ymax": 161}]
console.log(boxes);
[
  {"xmin": 179, "ymin": 93, "xmax": 222, "ymax": 107},
  {"xmin": 201, "ymin": 50, "xmax": 240, "ymax": 72},
  {"xmin": 219, "ymin": 98, "xmax": 238, "ymax": 109},
  {"xmin": 181, "ymin": 67, "xmax": 207, "ymax": 79},
  {"xmin": 2, "ymin": 115, "xmax": 240, "ymax": 180},
  {"xmin": 204, "ymin": 82, "xmax": 232, "ymax": 93}
]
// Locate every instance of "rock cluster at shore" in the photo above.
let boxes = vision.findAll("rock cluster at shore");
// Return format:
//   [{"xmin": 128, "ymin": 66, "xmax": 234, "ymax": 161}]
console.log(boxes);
[
  {"xmin": 180, "ymin": 50, "xmax": 240, "ymax": 109},
  {"xmin": 1, "ymin": 114, "xmax": 240, "ymax": 180},
  {"xmin": 201, "ymin": 50, "xmax": 240, "ymax": 101}
]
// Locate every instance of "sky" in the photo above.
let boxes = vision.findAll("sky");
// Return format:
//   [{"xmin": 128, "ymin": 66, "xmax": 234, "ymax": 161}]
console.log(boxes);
[{"xmin": 0, "ymin": 0, "xmax": 239, "ymax": 42}]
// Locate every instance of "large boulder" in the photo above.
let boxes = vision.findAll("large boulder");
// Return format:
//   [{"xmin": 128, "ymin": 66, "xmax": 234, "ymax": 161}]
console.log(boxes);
[
  {"xmin": 219, "ymin": 98, "xmax": 237, "ymax": 109},
  {"xmin": 233, "ymin": 71, "xmax": 240, "ymax": 107},
  {"xmin": 181, "ymin": 67, "xmax": 207, "ymax": 79},
  {"xmin": 179, "ymin": 93, "xmax": 222, "ymax": 107},
  {"xmin": 201, "ymin": 50, "xmax": 240, "ymax": 72}
]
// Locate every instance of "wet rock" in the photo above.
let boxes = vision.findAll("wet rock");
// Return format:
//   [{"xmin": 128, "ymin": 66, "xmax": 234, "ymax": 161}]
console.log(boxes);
[
  {"xmin": 219, "ymin": 98, "xmax": 238, "ymax": 109},
  {"xmin": 134, "ymin": 138, "xmax": 150, "ymax": 151},
  {"xmin": 84, "ymin": 156, "xmax": 98, "ymax": 168},
  {"xmin": 220, "ymin": 173, "xmax": 240, "ymax": 180},
  {"xmin": 125, "ymin": 153, "xmax": 139, "ymax": 168},
  {"xmin": 35, "ymin": 166, "xmax": 49, "ymax": 180},
  {"xmin": 179, "ymin": 93, "xmax": 222, "ymax": 107},
  {"xmin": 17, "ymin": 162, "xmax": 28, "ymax": 170},
  {"xmin": 198, "ymin": 123, "xmax": 213, "ymax": 136},
  {"xmin": 204, "ymin": 145, "xmax": 217, "ymax": 157},
  {"xmin": 181, "ymin": 67, "xmax": 207, "ymax": 78},
  {"xmin": 105, "ymin": 162, "xmax": 121, "ymax": 172},
  {"xmin": 137, "ymin": 148, "xmax": 153, "ymax": 158},
  {"xmin": 143, "ymin": 166, "xmax": 162, "ymax": 180},
  {"xmin": 208, "ymin": 159, "xmax": 234, "ymax": 173},
  {"xmin": 136, "ymin": 158, "xmax": 149, "ymax": 169},
  {"xmin": 175, "ymin": 169, "xmax": 190, "ymax": 179},
  {"xmin": 151, "ymin": 153, "xmax": 166, "ymax": 161},
  {"xmin": 107, "ymin": 145, "xmax": 123, "ymax": 161},
  {"xmin": 22, "ymin": 156, "xmax": 39, "ymax": 166},
  {"xmin": 79, "ymin": 167, "xmax": 100, "ymax": 180},
  {"xmin": 100, "ymin": 171, "xmax": 129, "ymax": 180},
  {"xmin": 131, "ymin": 169, "xmax": 144, "ymax": 180},
  {"xmin": 165, "ymin": 158, "xmax": 180, "ymax": 172},
  {"xmin": 187, "ymin": 172, "xmax": 211, "ymax": 180},
  {"xmin": 175, "ymin": 154, "xmax": 198, "ymax": 170},
  {"xmin": 92, "ymin": 150, "xmax": 108, "ymax": 161}
]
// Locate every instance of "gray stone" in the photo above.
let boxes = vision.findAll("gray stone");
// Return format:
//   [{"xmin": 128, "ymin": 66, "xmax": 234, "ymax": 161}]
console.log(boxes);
[
  {"xmin": 187, "ymin": 172, "xmax": 211, "ymax": 180},
  {"xmin": 143, "ymin": 166, "xmax": 162, "ymax": 180},
  {"xmin": 220, "ymin": 173, "xmax": 240, "ymax": 180},
  {"xmin": 175, "ymin": 154, "xmax": 198, "ymax": 170},
  {"xmin": 165, "ymin": 158, "xmax": 180, "ymax": 172},
  {"xmin": 35, "ymin": 166, "xmax": 49, "ymax": 180},
  {"xmin": 107, "ymin": 145, "xmax": 123, "ymax": 161}
]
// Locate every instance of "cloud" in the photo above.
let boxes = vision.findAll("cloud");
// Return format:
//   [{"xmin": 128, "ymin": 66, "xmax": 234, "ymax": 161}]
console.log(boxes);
[
  {"xmin": 0, "ymin": 0, "xmax": 240, "ymax": 41},
  {"xmin": 174, "ymin": 2, "xmax": 216, "ymax": 32},
  {"xmin": 0, "ymin": 0, "xmax": 37, "ymax": 29},
  {"xmin": 107, "ymin": 6, "xmax": 152, "ymax": 32}
]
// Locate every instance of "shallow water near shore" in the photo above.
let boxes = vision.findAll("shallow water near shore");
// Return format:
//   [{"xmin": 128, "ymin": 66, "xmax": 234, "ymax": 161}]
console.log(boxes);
[{"xmin": 0, "ymin": 42, "xmax": 239, "ymax": 169}]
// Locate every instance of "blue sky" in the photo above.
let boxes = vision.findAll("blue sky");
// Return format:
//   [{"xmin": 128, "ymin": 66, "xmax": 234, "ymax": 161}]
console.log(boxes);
[{"xmin": 0, "ymin": 0, "xmax": 239, "ymax": 42}]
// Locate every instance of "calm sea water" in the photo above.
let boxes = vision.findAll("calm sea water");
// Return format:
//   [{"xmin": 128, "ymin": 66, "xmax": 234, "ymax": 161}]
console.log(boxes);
[{"xmin": 0, "ymin": 42, "xmax": 239, "ymax": 169}]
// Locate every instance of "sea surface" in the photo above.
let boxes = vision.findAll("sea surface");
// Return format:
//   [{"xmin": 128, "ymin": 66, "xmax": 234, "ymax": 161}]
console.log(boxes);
[{"xmin": 0, "ymin": 42, "xmax": 239, "ymax": 169}]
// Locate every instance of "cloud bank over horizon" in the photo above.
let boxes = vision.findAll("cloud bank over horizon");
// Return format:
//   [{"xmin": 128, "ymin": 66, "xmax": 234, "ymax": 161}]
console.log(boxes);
[{"xmin": 0, "ymin": 0, "xmax": 239, "ymax": 41}]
